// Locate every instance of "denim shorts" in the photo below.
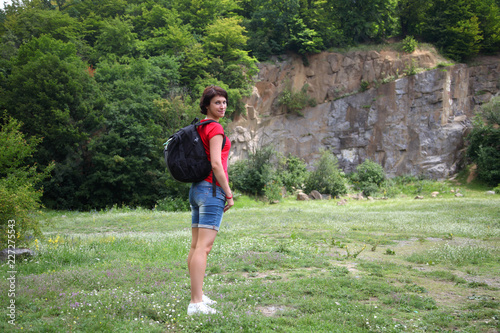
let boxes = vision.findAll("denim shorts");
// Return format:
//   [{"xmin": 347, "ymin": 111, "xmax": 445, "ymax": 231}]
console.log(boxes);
[{"xmin": 189, "ymin": 181, "xmax": 226, "ymax": 231}]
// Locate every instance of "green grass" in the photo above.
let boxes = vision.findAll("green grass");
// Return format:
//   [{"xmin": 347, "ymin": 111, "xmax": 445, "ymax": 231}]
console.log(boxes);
[{"xmin": 1, "ymin": 191, "xmax": 499, "ymax": 332}]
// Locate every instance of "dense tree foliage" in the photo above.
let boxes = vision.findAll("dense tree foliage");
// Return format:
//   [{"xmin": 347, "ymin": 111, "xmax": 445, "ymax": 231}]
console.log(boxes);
[
  {"xmin": 0, "ymin": 0, "xmax": 257, "ymax": 210},
  {"xmin": 0, "ymin": 0, "xmax": 498, "ymax": 209},
  {"xmin": 0, "ymin": 117, "xmax": 53, "ymax": 247},
  {"xmin": 467, "ymin": 97, "xmax": 500, "ymax": 186}
]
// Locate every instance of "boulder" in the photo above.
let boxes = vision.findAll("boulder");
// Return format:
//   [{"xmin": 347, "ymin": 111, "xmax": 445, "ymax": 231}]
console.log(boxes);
[
  {"xmin": 309, "ymin": 190, "xmax": 322, "ymax": 200},
  {"xmin": 352, "ymin": 193, "xmax": 364, "ymax": 200},
  {"xmin": 297, "ymin": 193, "xmax": 309, "ymax": 201},
  {"xmin": 0, "ymin": 248, "xmax": 34, "ymax": 261}
]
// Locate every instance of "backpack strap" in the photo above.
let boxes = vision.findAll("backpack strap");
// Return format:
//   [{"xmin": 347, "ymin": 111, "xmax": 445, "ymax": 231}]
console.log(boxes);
[
  {"xmin": 195, "ymin": 118, "xmax": 226, "ymax": 197},
  {"xmin": 212, "ymin": 135, "xmax": 226, "ymax": 197}
]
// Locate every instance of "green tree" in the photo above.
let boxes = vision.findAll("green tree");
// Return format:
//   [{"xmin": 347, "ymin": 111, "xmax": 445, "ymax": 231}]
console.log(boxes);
[
  {"xmin": 242, "ymin": 0, "xmax": 299, "ymax": 59},
  {"xmin": 277, "ymin": 154, "xmax": 308, "ymax": 193},
  {"xmin": 298, "ymin": 0, "xmax": 345, "ymax": 49},
  {"xmin": 1, "ymin": 35, "xmax": 104, "ymax": 208},
  {"xmin": 468, "ymin": 0, "xmax": 500, "ymax": 54},
  {"xmin": 178, "ymin": 42, "xmax": 211, "ymax": 87},
  {"xmin": 1, "ymin": 6, "xmax": 81, "ymax": 46},
  {"xmin": 173, "ymin": 0, "xmax": 241, "ymax": 35},
  {"xmin": 78, "ymin": 57, "xmax": 179, "ymax": 209},
  {"xmin": 94, "ymin": 16, "xmax": 138, "ymax": 60},
  {"xmin": 2, "ymin": 35, "xmax": 103, "ymax": 164},
  {"xmin": 335, "ymin": 0, "xmax": 399, "ymax": 43},
  {"xmin": 143, "ymin": 7, "xmax": 196, "ymax": 57},
  {"xmin": 350, "ymin": 159, "xmax": 386, "ymax": 196},
  {"xmin": 0, "ymin": 117, "xmax": 53, "ymax": 247},
  {"xmin": 397, "ymin": 0, "xmax": 431, "ymax": 37},
  {"xmin": 305, "ymin": 150, "xmax": 347, "ymax": 197},
  {"xmin": 422, "ymin": 0, "xmax": 485, "ymax": 61},
  {"xmin": 71, "ymin": 0, "xmax": 128, "ymax": 19},
  {"xmin": 203, "ymin": 16, "xmax": 258, "ymax": 107}
]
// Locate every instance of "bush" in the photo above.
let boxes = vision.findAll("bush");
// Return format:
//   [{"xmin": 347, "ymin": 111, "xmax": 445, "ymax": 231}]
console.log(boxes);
[
  {"xmin": 402, "ymin": 35, "xmax": 418, "ymax": 53},
  {"xmin": 264, "ymin": 180, "xmax": 283, "ymax": 203},
  {"xmin": 350, "ymin": 159, "xmax": 385, "ymax": 196},
  {"xmin": 155, "ymin": 197, "xmax": 190, "ymax": 212},
  {"xmin": 380, "ymin": 175, "xmax": 452, "ymax": 197},
  {"xmin": 360, "ymin": 80, "xmax": 370, "ymax": 92},
  {"xmin": 0, "ymin": 118, "xmax": 53, "ymax": 247},
  {"xmin": 277, "ymin": 154, "xmax": 308, "ymax": 193},
  {"xmin": 277, "ymin": 82, "xmax": 317, "ymax": 116},
  {"xmin": 229, "ymin": 146, "xmax": 276, "ymax": 195},
  {"xmin": 304, "ymin": 150, "xmax": 347, "ymax": 197},
  {"xmin": 466, "ymin": 96, "xmax": 500, "ymax": 186}
]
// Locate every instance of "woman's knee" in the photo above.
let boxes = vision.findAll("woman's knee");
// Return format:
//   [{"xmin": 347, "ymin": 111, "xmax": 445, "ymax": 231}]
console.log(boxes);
[{"xmin": 195, "ymin": 243, "xmax": 213, "ymax": 256}]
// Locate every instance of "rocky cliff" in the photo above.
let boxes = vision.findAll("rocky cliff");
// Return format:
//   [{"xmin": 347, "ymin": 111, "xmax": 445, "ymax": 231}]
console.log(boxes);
[{"xmin": 228, "ymin": 50, "xmax": 500, "ymax": 179}]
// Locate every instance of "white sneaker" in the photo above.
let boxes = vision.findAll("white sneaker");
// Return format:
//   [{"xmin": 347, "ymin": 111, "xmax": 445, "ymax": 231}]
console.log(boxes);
[
  {"xmin": 187, "ymin": 302, "xmax": 217, "ymax": 315},
  {"xmin": 202, "ymin": 294, "xmax": 217, "ymax": 305}
]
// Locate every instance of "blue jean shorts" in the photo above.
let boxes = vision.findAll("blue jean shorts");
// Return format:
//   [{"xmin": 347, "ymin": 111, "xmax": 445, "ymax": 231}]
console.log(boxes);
[{"xmin": 189, "ymin": 181, "xmax": 226, "ymax": 231}]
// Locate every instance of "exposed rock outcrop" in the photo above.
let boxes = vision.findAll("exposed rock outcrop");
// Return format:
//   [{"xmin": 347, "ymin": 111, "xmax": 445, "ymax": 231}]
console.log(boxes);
[{"xmin": 228, "ymin": 50, "xmax": 499, "ymax": 179}]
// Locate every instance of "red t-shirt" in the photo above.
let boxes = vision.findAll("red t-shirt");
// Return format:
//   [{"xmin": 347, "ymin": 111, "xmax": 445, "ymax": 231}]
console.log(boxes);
[{"xmin": 197, "ymin": 119, "xmax": 231, "ymax": 186}]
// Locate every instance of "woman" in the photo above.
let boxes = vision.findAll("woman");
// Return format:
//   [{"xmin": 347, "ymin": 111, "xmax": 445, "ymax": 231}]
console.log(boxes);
[{"xmin": 187, "ymin": 86, "xmax": 234, "ymax": 315}]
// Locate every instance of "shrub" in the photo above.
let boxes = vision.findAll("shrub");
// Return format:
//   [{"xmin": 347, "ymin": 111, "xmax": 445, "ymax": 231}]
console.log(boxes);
[
  {"xmin": 0, "ymin": 118, "xmax": 53, "ymax": 247},
  {"xmin": 466, "ymin": 96, "xmax": 500, "ymax": 186},
  {"xmin": 493, "ymin": 184, "xmax": 500, "ymax": 194},
  {"xmin": 229, "ymin": 146, "xmax": 276, "ymax": 195},
  {"xmin": 264, "ymin": 180, "xmax": 282, "ymax": 203},
  {"xmin": 155, "ymin": 197, "xmax": 190, "ymax": 212},
  {"xmin": 403, "ymin": 59, "xmax": 419, "ymax": 76},
  {"xmin": 304, "ymin": 150, "xmax": 347, "ymax": 197},
  {"xmin": 277, "ymin": 154, "xmax": 308, "ymax": 193},
  {"xmin": 360, "ymin": 80, "xmax": 370, "ymax": 92},
  {"xmin": 350, "ymin": 159, "xmax": 385, "ymax": 196},
  {"xmin": 402, "ymin": 35, "xmax": 418, "ymax": 53},
  {"xmin": 277, "ymin": 82, "xmax": 317, "ymax": 116}
]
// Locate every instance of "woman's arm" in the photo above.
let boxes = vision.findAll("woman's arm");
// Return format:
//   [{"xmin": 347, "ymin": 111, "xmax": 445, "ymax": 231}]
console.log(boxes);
[{"xmin": 209, "ymin": 134, "xmax": 234, "ymax": 212}]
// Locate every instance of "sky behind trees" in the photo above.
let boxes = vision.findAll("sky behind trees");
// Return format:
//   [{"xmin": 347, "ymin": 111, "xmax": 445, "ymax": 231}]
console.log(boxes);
[{"xmin": 1, "ymin": 1, "xmax": 13, "ymax": 10}]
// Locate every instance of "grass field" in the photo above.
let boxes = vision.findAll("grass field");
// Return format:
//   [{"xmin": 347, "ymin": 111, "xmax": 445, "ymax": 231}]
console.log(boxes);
[{"xmin": 1, "ymin": 190, "xmax": 499, "ymax": 332}]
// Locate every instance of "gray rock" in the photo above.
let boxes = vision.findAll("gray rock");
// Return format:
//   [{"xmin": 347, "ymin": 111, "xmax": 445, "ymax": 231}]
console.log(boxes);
[
  {"xmin": 309, "ymin": 190, "xmax": 322, "ymax": 200},
  {"xmin": 228, "ymin": 50, "xmax": 499, "ymax": 180},
  {"xmin": 297, "ymin": 193, "xmax": 309, "ymax": 201},
  {"xmin": 0, "ymin": 248, "xmax": 34, "ymax": 261}
]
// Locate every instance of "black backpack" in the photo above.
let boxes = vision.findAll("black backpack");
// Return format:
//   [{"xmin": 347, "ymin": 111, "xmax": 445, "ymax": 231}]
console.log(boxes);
[{"xmin": 163, "ymin": 118, "xmax": 226, "ymax": 196}]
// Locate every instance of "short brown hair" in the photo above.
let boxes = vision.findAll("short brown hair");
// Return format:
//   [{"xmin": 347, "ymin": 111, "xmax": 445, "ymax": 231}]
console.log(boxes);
[{"xmin": 199, "ymin": 85, "xmax": 228, "ymax": 115}]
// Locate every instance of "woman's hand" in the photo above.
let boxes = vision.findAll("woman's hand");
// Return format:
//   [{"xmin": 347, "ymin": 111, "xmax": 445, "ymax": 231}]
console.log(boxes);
[{"xmin": 224, "ymin": 197, "xmax": 234, "ymax": 212}]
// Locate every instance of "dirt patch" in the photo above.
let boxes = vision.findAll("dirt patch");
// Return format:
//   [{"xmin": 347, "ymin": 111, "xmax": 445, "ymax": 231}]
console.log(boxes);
[
  {"xmin": 378, "ymin": 48, "xmax": 446, "ymax": 68},
  {"xmin": 336, "ymin": 262, "xmax": 362, "ymax": 275},
  {"xmin": 256, "ymin": 305, "xmax": 291, "ymax": 317},
  {"xmin": 467, "ymin": 164, "xmax": 478, "ymax": 183}
]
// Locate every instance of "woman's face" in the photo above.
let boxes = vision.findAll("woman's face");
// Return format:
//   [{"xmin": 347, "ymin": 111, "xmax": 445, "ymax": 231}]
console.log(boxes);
[{"xmin": 206, "ymin": 95, "xmax": 227, "ymax": 120}]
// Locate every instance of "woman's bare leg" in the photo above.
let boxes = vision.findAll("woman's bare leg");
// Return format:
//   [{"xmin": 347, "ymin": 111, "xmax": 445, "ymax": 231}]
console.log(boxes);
[{"xmin": 188, "ymin": 228, "xmax": 218, "ymax": 303}]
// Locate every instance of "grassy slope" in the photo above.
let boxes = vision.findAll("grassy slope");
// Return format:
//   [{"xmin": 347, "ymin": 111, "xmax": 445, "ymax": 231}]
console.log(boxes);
[{"xmin": 1, "ymin": 189, "xmax": 499, "ymax": 332}]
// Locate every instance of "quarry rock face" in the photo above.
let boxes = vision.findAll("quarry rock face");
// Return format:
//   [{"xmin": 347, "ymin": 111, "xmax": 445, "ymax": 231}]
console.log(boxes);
[{"xmin": 228, "ymin": 51, "xmax": 499, "ymax": 179}]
